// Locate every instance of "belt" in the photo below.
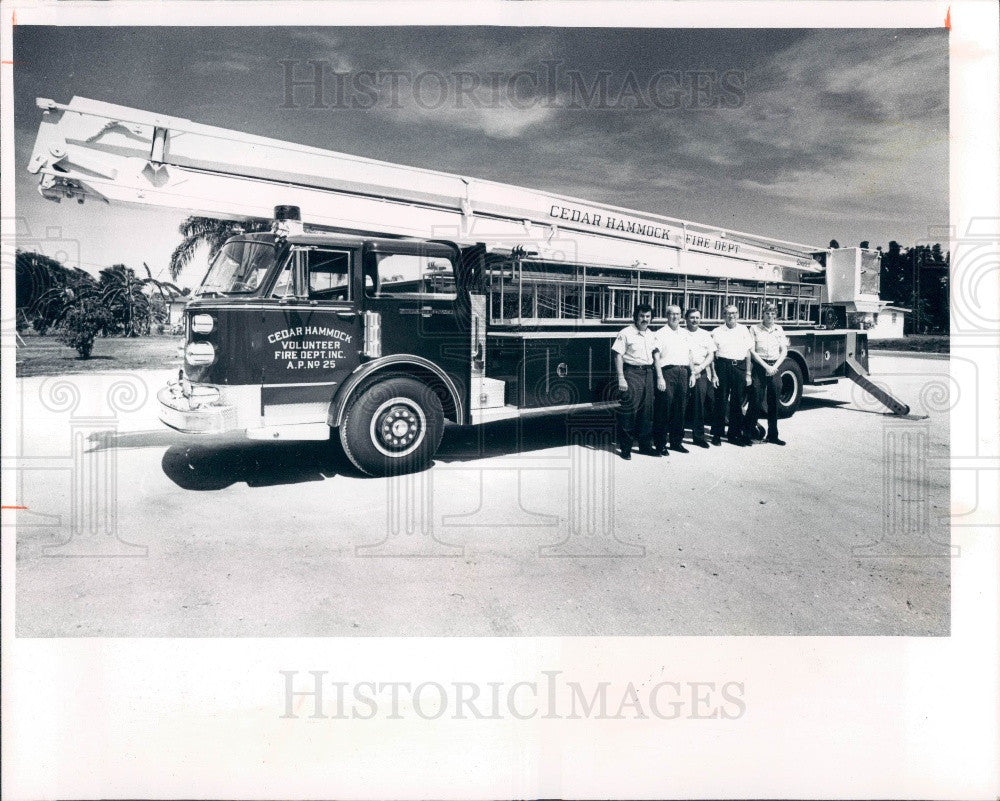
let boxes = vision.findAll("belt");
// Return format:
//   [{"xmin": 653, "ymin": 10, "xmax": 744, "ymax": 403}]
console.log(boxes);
[
  {"xmin": 663, "ymin": 363, "xmax": 689, "ymax": 369},
  {"xmin": 718, "ymin": 357, "xmax": 746, "ymax": 365},
  {"xmin": 623, "ymin": 363, "xmax": 653, "ymax": 370}
]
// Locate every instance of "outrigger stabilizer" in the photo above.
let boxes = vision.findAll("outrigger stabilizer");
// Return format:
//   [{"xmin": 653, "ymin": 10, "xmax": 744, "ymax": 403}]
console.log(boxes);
[{"xmin": 845, "ymin": 355, "xmax": 926, "ymax": 419}]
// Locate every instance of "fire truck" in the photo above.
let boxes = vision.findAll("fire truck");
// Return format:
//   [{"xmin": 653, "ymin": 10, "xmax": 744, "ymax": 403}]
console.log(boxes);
[{"xmin": 27, "ymin": 96, "xmax": 909, "ymax": 475}]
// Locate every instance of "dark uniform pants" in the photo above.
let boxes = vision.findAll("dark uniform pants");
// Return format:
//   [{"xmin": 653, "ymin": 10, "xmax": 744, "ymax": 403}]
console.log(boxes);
[
  {"xmin": 617, "ymin": 364, "xmax": 654, "ymax": 451},
  {"xmin": 713, "ymin": 358, "xmax": 747, "ymax": 439},
  {"xmin": 687, "ymin": 370, "xmax": 712, "ymax": 442},
  {"xmin": 654, "ymin": 365, "xmax": 689, "ymax": 449},
  {"xmin": 746, "ymin": 359, "xmax": 781, "ymax": 439}
]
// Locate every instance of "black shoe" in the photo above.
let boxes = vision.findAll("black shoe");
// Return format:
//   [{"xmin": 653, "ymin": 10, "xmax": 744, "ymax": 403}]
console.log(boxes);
[
  {"xmin": 743, "ymin": 437, "xmax": 754, "ymax": 447},
  {"xmin": 692, "ymin": 438, "xmax": 710, "ymax": 449},
  {"xmin": 766, "ymin": 435, "xmax": 786, "ymax": 446},
  {"xmin": 620, "ymin": 449, "xmax": 632, "ymax": 460},
  {"xmin": 729, "ymin": 437, "xmax": 745, "ymax": 447},
  {"xmin": 671, "ymin": 444, "xmax": 690, "ymax": 454},
  {"xmin": 711, "ymin": 435, "xmax": 722, "ymax": 446},
  {"xmin": 656, "ymin": 446, "xmax": 670, "ymax": 456},
  {"xmin": 638, "ymin": 447, "xmax": 661, "ymax": 457}
]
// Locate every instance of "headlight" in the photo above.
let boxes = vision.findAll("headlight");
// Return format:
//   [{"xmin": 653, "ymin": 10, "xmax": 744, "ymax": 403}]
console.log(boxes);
[
  {"xmin": 185, "ymin": 342, "xmax": 216, "ymax": 366},
  {"xmin": 191, "ymin": 314, "xmax": 214, "ymax": 333}
]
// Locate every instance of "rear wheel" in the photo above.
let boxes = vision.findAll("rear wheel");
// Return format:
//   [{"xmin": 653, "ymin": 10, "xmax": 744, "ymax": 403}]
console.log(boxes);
[
  {"xmin": 741, "ymin": 359, "xmax": 803, "ymax": 430},
  {"xmin": 776, "ymin": 359, "xmax": 804, "ymax": 419},
  {"xmin": 339, "ymin": 377, "xmax": 445, "ymax": 476}
]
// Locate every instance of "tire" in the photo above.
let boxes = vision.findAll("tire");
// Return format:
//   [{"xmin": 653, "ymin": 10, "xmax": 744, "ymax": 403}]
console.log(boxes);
[
  {"xmin": 775, "ymin": 358, "xmax": 804, "ymax": 419},
  {"xmin": 338, "ymin": 376, "xmax": 445, "ymax": 476},
  {"xmin": 741, "ymin": 359, "xmax": 803, "ymax": 426}
]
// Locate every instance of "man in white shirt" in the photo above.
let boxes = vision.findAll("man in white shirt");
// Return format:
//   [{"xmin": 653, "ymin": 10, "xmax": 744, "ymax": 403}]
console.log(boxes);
[
  {"xmin": 612, "ymin": 303, "xmax": 666, "ymax": 460},
  {"xmin": 684, "ymin": 308, "xmax": 716, "ymax": 448},
  {"xmin": 652, "ymin": 305, "xmax": 693, "ymax": 455},
  {"xmin": 711, "ymin": 304, "xmax": 754, "ymax": 446},
  {"xmin": 745, "ymin": 303, "xmax": 789, "ymax": 445}
]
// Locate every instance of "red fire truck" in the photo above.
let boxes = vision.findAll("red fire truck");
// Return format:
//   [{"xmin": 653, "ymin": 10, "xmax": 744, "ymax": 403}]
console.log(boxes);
[{"xmin": 27, "ymin": 96, "xmax": 909, "ymax": 475}]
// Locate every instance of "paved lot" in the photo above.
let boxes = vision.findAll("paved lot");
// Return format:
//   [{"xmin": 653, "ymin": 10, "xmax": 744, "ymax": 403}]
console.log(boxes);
[{"xmin": 12, "ymin": 354, "xmax": 950, "ymax": 636}]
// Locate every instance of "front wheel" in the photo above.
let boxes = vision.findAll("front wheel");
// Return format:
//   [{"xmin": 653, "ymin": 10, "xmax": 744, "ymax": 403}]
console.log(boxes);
[{"xmin": 339, "ymin": 377, "xmax": 445, "ymax": 476}]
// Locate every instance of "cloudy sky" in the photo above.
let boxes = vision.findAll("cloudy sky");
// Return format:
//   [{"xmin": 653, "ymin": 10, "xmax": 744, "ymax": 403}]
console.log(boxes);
[{"xmin": 13, "ymin": 26, "xmax": 947, "ymax": 287}]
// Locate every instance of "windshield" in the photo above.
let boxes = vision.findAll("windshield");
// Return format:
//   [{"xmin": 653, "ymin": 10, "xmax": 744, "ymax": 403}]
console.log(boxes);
[{"xmin": 196, "ymin": 240, "xmax": 278, "ymax": 296}]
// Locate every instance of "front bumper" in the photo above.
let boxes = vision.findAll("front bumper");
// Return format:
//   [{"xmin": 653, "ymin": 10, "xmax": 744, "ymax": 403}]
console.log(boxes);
[{"xmin": 158, "ymin": 380, "xmax": 239, "ymax": 434}]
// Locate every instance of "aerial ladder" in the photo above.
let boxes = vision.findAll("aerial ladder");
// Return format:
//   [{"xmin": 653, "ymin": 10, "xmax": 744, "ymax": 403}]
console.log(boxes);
[{"xmin": 28, "ymin": 96, "xmax": 825, "ymax": 283}]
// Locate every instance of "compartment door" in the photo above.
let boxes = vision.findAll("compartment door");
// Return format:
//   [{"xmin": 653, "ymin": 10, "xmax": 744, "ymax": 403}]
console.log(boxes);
[{"xmin": 523, "ymin": 337, "xmax": 613, "ymax": 408}]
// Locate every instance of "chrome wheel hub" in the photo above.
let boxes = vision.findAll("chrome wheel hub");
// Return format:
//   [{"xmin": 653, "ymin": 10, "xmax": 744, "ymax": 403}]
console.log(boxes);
[{"xmin": 370, "ymin": 398, "xmax": 427, "ymax": 457}]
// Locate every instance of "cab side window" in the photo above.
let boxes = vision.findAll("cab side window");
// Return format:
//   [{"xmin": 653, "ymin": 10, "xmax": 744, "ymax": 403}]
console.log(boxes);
[
  {"xmin": 308, "ymin": 249, "xmax": 352, "ymax": 301},
  {"xmin": 365, "ymin": 253, "xmax": 455, "ymax": 298}
]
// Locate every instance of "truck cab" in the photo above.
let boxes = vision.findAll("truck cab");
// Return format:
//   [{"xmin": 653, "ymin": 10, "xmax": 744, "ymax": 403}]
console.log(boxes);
[{"xmin": 159, "ymin": 215, "xmax": 472, "ymax": 475}]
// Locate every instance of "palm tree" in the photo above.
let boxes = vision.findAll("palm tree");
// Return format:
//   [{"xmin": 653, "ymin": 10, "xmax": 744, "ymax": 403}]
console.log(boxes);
[
  {"xmin": 168, "ymin": 216, "xmax": 270, "ymax": 280},
  {"xmin": 142, "ymin": 262, "xmax": 183, "ymax": 303},
  {"xmin": 99, "ymin": 265, "xmax": 151, "ymax": 337},
  {"xmin": 142, "ymin": 262, "xmax": 184, "ymax": 330}
]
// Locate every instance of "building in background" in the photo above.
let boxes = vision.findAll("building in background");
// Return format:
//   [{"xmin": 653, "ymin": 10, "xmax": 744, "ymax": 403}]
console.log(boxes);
[
  {"xmin": 868, "ymin": 305, "xmax": 910, "ymax": 340},
  {"xmin": 167, "ymin": 298, "xmax": 187, "ymax": 332}
]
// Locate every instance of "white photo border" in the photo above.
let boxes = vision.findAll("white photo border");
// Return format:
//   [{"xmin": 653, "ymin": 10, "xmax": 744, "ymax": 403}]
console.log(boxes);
[{"xmin": 2, "ymin": 1, "xmax": 997, "ymax": 798}]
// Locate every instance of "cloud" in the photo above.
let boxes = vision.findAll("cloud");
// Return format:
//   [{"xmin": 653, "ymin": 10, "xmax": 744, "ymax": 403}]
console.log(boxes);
[
  {"xmin": 356, "ymin": 33, "xmax": 565, "ymax": 139},
  {"xmin": 188, "ymin": 49, "xmax": 261, "ymax": 77},
  {"xmin": 270, "ymin": 28, "xmax": 570, "ymax": 139},
  {"xmin": 355, "ymin": 27, "xmax": 945, "ymax": 232},
  {"xmin": 646, "ymin": 30, "xmax": 947, "ymax": 225},
  {"xmin": 379, "ymin": 97, "xmax": 557, "ymax": 140},
  {"xmin": 13, "ymin": 26, "xmax": 948, "ymax": 263},
  {"xmin": 190, "ymin": 57, "xmax": 253, "ymax": 77}
]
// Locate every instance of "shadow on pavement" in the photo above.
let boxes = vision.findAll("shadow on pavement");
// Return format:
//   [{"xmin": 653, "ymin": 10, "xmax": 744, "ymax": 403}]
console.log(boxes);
[
  {"xmin": 161, "ymin": 439, "xmax": 356, "ymax": 490},
  {"xmin": 800, "ymin": 394, "xmax": 914, "ymax": 417},
  {"xmin": 436, "ymin": 413, "xmax": 618, "ymax": 463},
  {"xmin": 103, "ymin": 394, "xmax": 853, "ymax": 491},
  {"xmin": 158, "ymin": 415, "xmax": 617, "ymax": 490},
  {"xmin": 798, "ymin": 395, "xmax": 850, "ymax": 411}
]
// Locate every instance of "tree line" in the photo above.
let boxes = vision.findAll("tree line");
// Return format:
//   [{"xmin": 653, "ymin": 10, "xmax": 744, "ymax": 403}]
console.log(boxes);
[
  {"xmin": 15, "ymin": 216, "xmax": 263, "ymax": 358},
  {"xmin": 15, "ymin": 250, "xmax": 186, "ymax": 357}
]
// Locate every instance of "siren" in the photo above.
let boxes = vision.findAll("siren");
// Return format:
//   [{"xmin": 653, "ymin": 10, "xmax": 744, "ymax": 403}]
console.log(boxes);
[{"xmin": 273, "ymin": 205, "xmax": 304, "ymax": 237}]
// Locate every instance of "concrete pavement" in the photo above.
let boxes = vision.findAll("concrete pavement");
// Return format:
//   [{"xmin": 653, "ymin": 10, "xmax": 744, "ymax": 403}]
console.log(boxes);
[{"xmin": 11, "ymin": 354, "xmax": 950, "ymax": 636}]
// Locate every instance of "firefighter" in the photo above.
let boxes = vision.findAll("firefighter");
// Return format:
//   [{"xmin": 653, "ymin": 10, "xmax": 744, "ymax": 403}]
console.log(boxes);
[
  {"xmin": 612, "ymin": 304, "xmax": 666, "ymax": 460},
  {"xmin": 652, "ymin": 305, "xmax": 693, "ymax": 455},
  {"xmin": 711, "ymin": 304, "xmax": 754, "ymax": 446},
  {"xmin": 684, "ymin": 307, "xmax": 716, "ymax": 448},
  {"xmin": 745, "ymin": 303, "xmax": 789, "ymax": 445}
]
